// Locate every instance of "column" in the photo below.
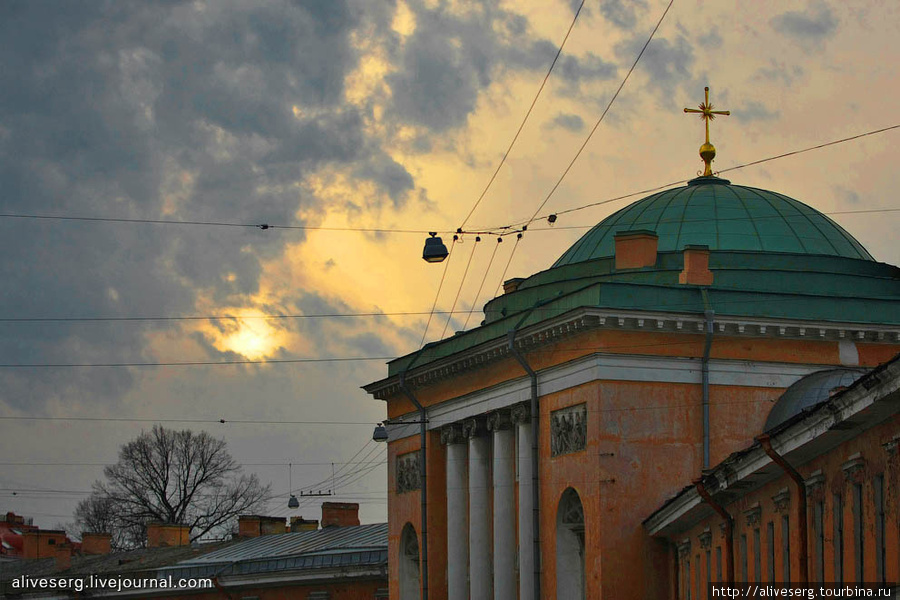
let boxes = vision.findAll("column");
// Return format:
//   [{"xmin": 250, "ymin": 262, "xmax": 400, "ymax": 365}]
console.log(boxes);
[
  {"xmin": 442, "ymin": 425, "xmax": 469, "ymax": 600},
  {"xmin": 488, "ymin": 410, "xmax": 516, "ymax": 600},
  {"xmin": 464, "ymin": 417, "xmax": 492, "ymax": 600},
  {"xmin": 512, "ymin": 403, "xmax": 534, "ymax": 600}
]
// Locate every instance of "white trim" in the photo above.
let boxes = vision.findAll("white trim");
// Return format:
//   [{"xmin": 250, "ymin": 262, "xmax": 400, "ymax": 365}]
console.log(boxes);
[{"xmin": 385, "ymin": 354, "xmax": 824, "ymax": 440}]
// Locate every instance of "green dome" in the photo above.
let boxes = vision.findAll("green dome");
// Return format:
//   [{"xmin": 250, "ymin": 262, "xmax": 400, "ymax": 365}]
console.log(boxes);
[{"xmin": 553, "ymin": 178, "xmax": 874, "ymax": 267}]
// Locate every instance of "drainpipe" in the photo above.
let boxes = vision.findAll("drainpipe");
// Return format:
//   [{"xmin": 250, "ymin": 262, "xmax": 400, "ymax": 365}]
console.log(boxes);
[
  {"xmin": 700, "ymin": 289, "xmax": 715, "ymax": 470},
  {"xmin": 399, "ymin": 348, "xmax": 430, "ymax": 600},
  {"xmin": 757, "ymin": 434, "xmax": 808, "ymax": 584},
  {"xmin": 508, "ymin": 300, "xmax": 552, "ymax": 600},
  {"xmin": 694, "ymin": 478, "xmax": 734, "ymax": 583}
]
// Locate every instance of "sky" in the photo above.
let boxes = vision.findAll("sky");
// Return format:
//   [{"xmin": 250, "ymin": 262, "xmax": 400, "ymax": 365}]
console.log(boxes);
[{"xmin": 1, "ymin": 0, "xmax": 898, "ymax": 530}]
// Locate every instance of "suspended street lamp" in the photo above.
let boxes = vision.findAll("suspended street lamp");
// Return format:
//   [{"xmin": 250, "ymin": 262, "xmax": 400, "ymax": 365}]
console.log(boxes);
[{"xmin": 422, "ymin": 232, "xmax": 449, "ymax": 263}]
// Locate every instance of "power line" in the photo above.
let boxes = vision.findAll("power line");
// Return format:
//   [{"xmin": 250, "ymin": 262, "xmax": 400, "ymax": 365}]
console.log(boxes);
[
  {"xmin": 0, "ymin": 416, "xmax": 378, "ymax": 425},
  {"xmin": 0, "ymin": 310, "xmax": 469, "ymax": 324},
  {"xmin": 463, "ymin": 237, "xmax": 502, "ymax": 330},
  {"xmin": 459, "ymin": 0, "xmax": 587, "ymax": 228},
  {"xmin": 440, "ymin": 237, "xmax": 480, "ymax": 340},
  {"xmin": 419, "ymin": 236, "xmax": 457, "ymax": 347},
  {"xmin": 524, "ymin": 0, "xmax": 676, "ymax": 226},
  {"xmin": 0, "ymin": 356, "xmax": 393, "ymax": 369},
  {"xmin": 521, "ymin": 123, "xmax": 900, "ymax": 225}
]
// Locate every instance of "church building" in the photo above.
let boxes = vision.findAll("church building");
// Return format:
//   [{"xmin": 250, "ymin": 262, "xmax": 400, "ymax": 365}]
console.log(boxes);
[{"xmin": 363, "ymin": 91, "xmax": 900, "ymax": 599}]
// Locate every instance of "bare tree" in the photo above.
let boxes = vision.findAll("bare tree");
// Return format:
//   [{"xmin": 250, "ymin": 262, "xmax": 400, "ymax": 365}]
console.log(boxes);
[{"xmin": 75, "ymin": 425, "xmax": 269, "ymax": 548}]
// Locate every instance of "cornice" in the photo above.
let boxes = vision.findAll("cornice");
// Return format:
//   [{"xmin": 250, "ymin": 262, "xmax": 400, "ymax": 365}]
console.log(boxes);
[{"xmin": 364, "ymin": 306, "xmax": 900, "ymax": 400}]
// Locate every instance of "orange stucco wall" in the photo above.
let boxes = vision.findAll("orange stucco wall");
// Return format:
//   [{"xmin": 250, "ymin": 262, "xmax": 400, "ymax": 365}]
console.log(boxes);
[
  {"xmin": 381, "ymin": 324, "xmax": 900, "ymax": 599},
  {"xmin": 667, "ymin": 416, "xmax": 899, "ymax": 599}
]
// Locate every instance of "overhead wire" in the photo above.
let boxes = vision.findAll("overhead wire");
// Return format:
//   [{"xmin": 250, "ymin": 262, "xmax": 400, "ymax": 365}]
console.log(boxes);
[
  {"xmin": 523, "ymin": 0, "xmax": 676, "ymax": 227},
  {"xmin": 458, "ymin": 0, "xmax": 587, "ymax": 229},
  {"xmin": 418, "ymin": 236, "xmax": 457, "ymax": 346},
  {"xmin": 0, "ymin": 290, "xmax": 894, "ymax": 371},
  {"xmin": 463, "ymin": 237, "xmax": 502, "ymax": 330},
  {"xmin": 439, "ymin": 236, "xmax": 480, "ymax": 340}
]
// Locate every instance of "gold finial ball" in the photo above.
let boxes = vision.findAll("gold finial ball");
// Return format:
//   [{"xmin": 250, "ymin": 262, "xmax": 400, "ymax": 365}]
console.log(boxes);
[{"xmin": 699, "ymin": 142, "xmax": 716, "ymax": 162}]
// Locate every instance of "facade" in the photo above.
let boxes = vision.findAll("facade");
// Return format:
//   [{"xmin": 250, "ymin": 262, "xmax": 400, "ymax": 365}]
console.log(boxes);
[
  {"xmin": 645, "ymin": 357, "xmax": 900, "ymax": 597},
  {"xmin": 364, "ymin": 173, "xmax": 900, "ymax": 598}
]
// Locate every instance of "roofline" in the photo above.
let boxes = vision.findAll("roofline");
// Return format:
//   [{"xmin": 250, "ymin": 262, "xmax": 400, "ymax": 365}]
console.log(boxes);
[
  {"xmin": 643, "ymin": 353, "xmax": 900, "ymax": 537},
  {"xmin": 364, "ymin": 303, "xmax": 900, "ymax": 400}
]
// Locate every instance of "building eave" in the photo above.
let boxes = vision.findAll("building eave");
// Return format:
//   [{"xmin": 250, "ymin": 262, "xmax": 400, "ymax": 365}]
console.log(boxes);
[{"xmin": 364, "ymin": 304, "xmax": 900, "ymax": 401}]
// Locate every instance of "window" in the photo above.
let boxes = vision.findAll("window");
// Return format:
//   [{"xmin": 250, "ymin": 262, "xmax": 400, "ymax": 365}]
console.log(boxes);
[
  {"xmin": 833, "ymin": 493, "xmax": 843, "ymax": 583},
  {"xmin": 814, "ymin": 500, "xmax": 825, "ymax": 582},
  {"xmin": 741, "ymin": 534, "xmax": 748, "ymax": 582},
  {"xmin": 753, "ymin": 528, "xmax": 761, "ymax": 583},
  {"xmin": 716, "ymin": 546, "xmax": 722, "ymax": 582},
  {"xmin": 874, "ymin": 475, "xmax": 885, "ymax": 583},
  {"xmin": 766, "ymin": 522, "xmax": 775, "ymax": 583},
  {"xmin": 853, "ymin": 483, "xmax": 863, "ymax": 582},
  {"xmin": 706, "ymin": 549, "xmax": 711, "ymax": 592},
  {"xmin": 685, "ymin": 556, "xmax": 692, "ymax": 600},
  {"xmin": 781, "ymin": 515, "xmax": 791, "ymax": 581}
]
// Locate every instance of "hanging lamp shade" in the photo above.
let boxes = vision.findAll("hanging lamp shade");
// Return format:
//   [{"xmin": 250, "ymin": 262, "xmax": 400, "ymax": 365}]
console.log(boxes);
[
  {"xmin": 422, "ymin": 232, "xmax": 449, "ymax": 263},
  {"xmin": 372, "ymin": 423, "xmax": 388, "ymax": 442},
  {"xmin": 288, "ymin": 494, "xmax": 299, "ymax": 509}
]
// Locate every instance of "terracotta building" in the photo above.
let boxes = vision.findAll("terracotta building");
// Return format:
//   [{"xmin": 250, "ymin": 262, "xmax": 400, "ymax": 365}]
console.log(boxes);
[
  {"xmin": 646, "ymin": 356, "xmax": 900, "ymax": 597},
  {"xmin": 363, "ymin": 130, "xmax": 900, "ymax": 597},
  {"xmin": 0, "ymin": 503, "xmax": 388, "ymax": 599}
]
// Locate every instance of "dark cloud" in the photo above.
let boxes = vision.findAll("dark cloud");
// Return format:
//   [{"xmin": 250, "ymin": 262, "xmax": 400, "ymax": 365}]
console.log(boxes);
[
  {"xmin": 598, "ymin": 0, "xmax": 647, "ymax": 30},
  {"xmin": 614, "ymin": 33, "xmax": 696, "ymax": 104},
  {"xmin": 753, "ymin": 60, "xmax": 805, "ymax": 86},
  {"xmin": 547, "ymin": 113, "xmax": 585, "ymax": 132},
  {"xmin": 698, "ymin": 29, "xmax": 723, "ymax": 49},
  {"xmin": 732, "ymin": 100, "xmax": 779, "ymax": 123},
  {"xmin": 833, "ymin": 185, "xmax": 861, "ymax": 205},
  {"xmin": 386, "ymin": 1, "xmax": 620, "ymax": 132},
  {"xmin": 770, "ymin": 5, "xmax": 838, "ymax": 43},
  {"xmin": 0, "ymin": 0, "xmax": 406, "ymax": 412}
]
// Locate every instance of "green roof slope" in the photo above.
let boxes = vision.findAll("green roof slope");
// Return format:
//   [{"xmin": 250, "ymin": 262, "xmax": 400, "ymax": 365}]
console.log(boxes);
[{"xmin": 553, "ymin": 178, "xmax": 873, "ymax": 266}]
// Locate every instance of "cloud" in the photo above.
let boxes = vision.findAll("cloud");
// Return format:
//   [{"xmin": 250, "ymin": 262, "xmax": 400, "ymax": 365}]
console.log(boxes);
[
  {"xmin": 0, "ymin": 1, "xmax": 407, "ymax": 412},
  {"xmin": 770, "ymin": 5, "xmax": 838, "ymax": 45},
  {"xmin": 732, "ymin": 100, "xmax": 779, "ymax": 123},
  {"xmin": 698, "ymin": 29, "xmax": 723, "ymax": 49},
  {"xmin": 386, "ymin": 1, "xmax": 621, "ymax": 132},
  {"xmin": 547, "ymin": 113, "xmax": 586, "ymax": 132},
  {"xmin": 598, "ymin": 0, "xmax": 647, "ymax": 30},
  {"xmin": 614, "ymin": 33, "xmax": 696, "ymax": 104},
  {"xmin": 833, "ymin": 185, "xmax": 861, "ymax": 205}
]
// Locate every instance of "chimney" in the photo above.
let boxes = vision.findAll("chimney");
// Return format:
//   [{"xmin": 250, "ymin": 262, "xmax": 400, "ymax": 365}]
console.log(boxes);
[
  {"xmin": 290, "ymin": 516, "xmax": 319, "ymax": 532},
  {"xmin": 503, "ymin": 278, "xmax": 525, "ymax": 294},
  {"xmin": 81, "ymin": 532, "xmax": 112, "ymax": 555},
  {"xmin": 321, "ymin": 502, "xmax": 360, "ymax": 528},
  {"xmin": 614, "ymin": 230, "xmax": 658, "ymax": 270},
  {"xmin": 146, "ymin": 523, "xmax": 191, "ymax": 548},
  {"xmin": 237, "ymin": 515, "xmax": 286, "ymax": 538},
  {"xmin": 679, "ymin": 245, "xmax": 714, "ymax": 285},
  {"xmin": 54, "ymin": 543, "xmax": 72, "ymax": 571},
  {"xmin": 23, "ymin": 530, "xmax": 68, "ymax": 559}
]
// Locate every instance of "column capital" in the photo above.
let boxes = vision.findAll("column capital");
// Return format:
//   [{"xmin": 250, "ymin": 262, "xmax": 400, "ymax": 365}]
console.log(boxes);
[
  {"xmin": 510, "ymin": 402, "xmax": 530, "ymax": 424},
  {"xmin": 486, "ymin": 410, "xmax": 511, "ymax": 432},
  {"xmin": 441, "ymin": 424, "xmax": 465, "ymax": 445},
  {"xmin": 462, "ymin": 417, "xmax": 485, "ymax": 439}
]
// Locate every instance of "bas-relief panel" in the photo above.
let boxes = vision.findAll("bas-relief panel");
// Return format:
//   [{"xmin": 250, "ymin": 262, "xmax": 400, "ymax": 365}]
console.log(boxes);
[
  {"xmin": 396, "ymin": 450, "xmax": 421, "ymax": 494},
  {"xmin": 551, "ymin": 403, "xmax": 587, "ymax": 457}
]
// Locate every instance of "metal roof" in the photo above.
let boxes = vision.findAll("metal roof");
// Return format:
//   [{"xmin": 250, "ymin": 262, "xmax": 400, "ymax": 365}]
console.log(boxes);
[
  {"xmin": 553, "ymin": 177, "xmax": 874, "ymax": 266},
  {"xmin": 176, "ymin": 522, "xmax": 387, "ymax": 565}
]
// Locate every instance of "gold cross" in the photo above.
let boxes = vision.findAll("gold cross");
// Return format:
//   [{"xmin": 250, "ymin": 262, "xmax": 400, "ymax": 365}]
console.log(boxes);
[{"xmin": 684, "ymin": 86, "xmax": 730, "ymax": 176}]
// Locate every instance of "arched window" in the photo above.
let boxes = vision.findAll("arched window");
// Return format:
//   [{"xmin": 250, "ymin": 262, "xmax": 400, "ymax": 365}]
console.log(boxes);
[
  {"xmin": 556, "ymin": 487, "xmax": 586, "ymax": 600},
  {"xmin": 399, "ymin": 522, "xmax": 420, "ymax": 600}
]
